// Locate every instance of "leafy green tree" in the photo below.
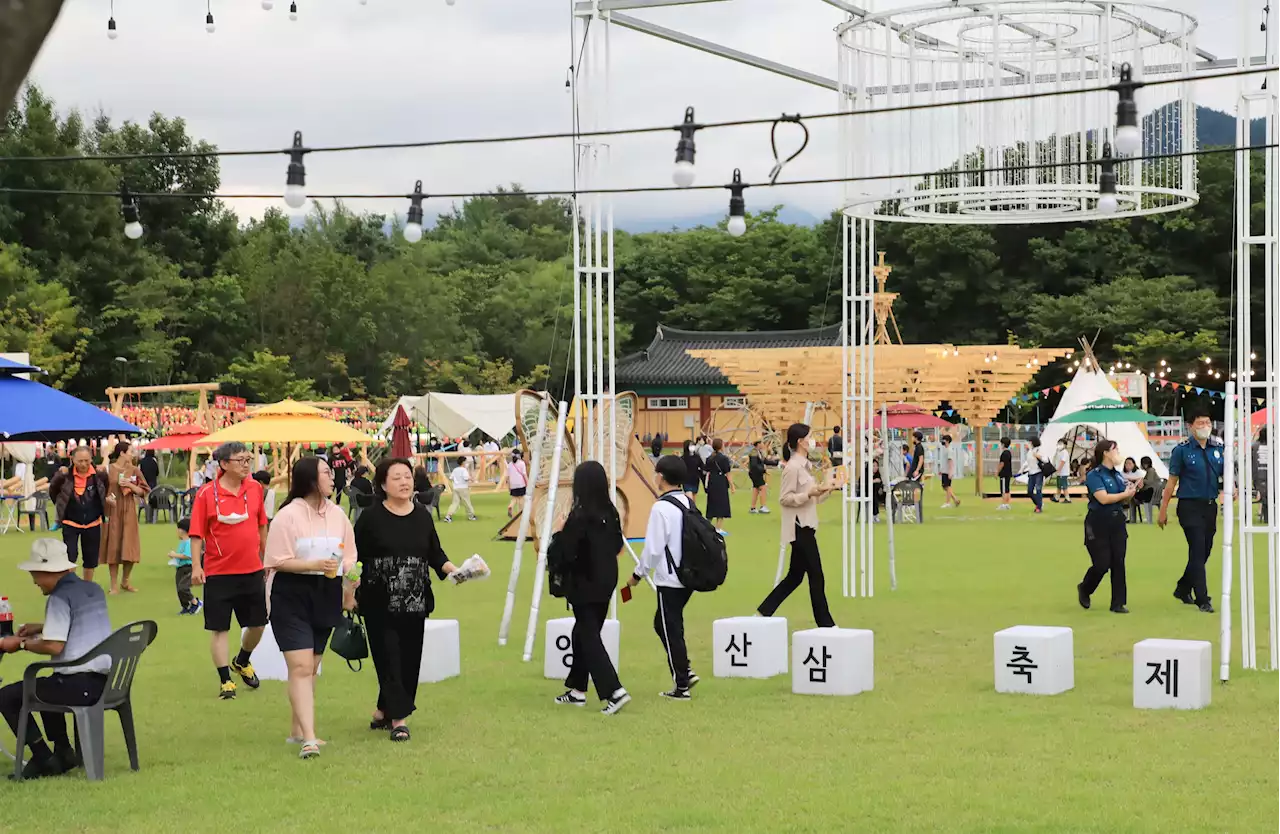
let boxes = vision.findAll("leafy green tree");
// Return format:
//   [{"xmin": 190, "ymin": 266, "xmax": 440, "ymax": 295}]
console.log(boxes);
[
  {"xmin": 219, "ymin": 349, "xmax": 317, "ymax": 402},
  {"xmin": 0, "ymin": 242, "xmax": 86, "ymax": 385}
]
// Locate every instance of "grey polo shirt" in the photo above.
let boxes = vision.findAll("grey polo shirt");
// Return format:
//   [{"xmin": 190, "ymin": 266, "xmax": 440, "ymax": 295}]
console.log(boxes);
[{"xmin": 41, "ymin": 573, "xmax": 112, "ymax": 675}]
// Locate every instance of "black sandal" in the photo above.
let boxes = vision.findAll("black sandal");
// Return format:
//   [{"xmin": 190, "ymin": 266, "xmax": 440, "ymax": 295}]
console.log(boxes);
[
  {"xmin": 390, "ymin": 726, "xmax": 410, "ymax": 742},
  {"xmin": 370, "ymin": 717, "xmax": 391, "ymax": 731}
]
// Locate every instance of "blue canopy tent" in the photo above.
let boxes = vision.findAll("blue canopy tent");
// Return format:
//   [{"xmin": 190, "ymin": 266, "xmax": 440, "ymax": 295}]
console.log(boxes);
[{"xmin": 0, "ymin": 357, "xmax": 141, "ymax": 441}]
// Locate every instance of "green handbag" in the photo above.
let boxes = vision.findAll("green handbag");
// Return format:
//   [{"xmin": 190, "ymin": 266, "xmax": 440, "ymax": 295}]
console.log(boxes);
[{"xmin": 330, "ymin": 611, "xmax": 368, "ymax": 671}]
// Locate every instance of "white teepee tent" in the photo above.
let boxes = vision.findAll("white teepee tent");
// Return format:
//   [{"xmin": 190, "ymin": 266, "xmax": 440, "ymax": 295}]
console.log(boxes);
[{"xmin": 1041, "ymin": 365, "xmax": 1168, "ymax": 478}]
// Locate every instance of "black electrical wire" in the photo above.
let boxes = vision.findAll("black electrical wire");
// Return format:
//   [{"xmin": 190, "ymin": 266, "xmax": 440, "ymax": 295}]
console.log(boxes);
[
  {"xmin": 1, "ymin": 143, "xmax": 1273, "ymax": 202},
  {"xmin": 0, "ymin": 64, "xmax": 1272, "ymax": 165}
]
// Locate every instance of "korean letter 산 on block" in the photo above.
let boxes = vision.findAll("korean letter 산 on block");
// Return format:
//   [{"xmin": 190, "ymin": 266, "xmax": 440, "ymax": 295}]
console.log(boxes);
[
  {"xmin": 712, "ymin": 616, "xmax": 787, "ymax": 678},
  {"xmin": 1133, "ymin": 638, "xmax": 1211, "ymax": 710},
  {"xmin": 993, "ymin": 625, "xmax": 1074, "ymax": 695}
]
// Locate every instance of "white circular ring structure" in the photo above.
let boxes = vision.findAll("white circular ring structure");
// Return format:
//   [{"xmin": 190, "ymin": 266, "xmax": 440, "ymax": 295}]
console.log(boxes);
[{"xmin": 837, "ymin": 0, "xmax": 1199, "ymax": 224}]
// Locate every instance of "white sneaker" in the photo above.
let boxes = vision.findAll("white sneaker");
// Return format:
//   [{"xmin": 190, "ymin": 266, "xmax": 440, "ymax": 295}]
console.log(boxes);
[
  {"xmin": 758, "ymin": 507, "xmax": 770, "ymax": 514},
  {"xmin": 601, "ymin": 690, "xmax": 631, "ymax": 715},
  {"xmin": 940, "ymin": 503, "xmax": 953, "ymax": 509},
  {"xmin": 554, "ymin": 690, "xmax": 586, "ymax": 707}
]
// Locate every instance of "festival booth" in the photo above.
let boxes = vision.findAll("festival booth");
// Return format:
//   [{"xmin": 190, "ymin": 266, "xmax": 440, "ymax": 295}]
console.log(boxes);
[
  {"xmin": 0, "ymin": 357, "xmax": 142, "ymax": 531},
  {"xmin": 195, "ymin": 400, "xmax": 373, "ymax": 488},
  {"xmin": 1040, "ymin": 367, "xmax": 1169, "ymax": 479},
  {"xmin": 381, "ymin": 393, "xmax": 520, "ymax": 493}
]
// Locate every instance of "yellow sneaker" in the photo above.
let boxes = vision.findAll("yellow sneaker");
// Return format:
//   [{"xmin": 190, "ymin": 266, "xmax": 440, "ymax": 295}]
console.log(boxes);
[
  {"xmin": 218, "ymin": 681, "xmax": 237, "ymax": 700},
  {"xmin": 230, "ymin": 659, "xmax": 261, "ymax": 689}
]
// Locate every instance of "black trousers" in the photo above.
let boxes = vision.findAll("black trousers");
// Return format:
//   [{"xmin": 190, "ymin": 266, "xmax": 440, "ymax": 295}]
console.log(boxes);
[
  {"xmin": 365, "ymin": 610, "xmax": 425, "ymax": 721},
  {"xmin": 654, "ymin": 587, "xmax": 694, "ymax": 689},
  {"xmin": 1081, "ymin": 511, "xmax": 1127, "ymax": 609},
  {"xmin": 1176, "ymin": 499, "xmax": 1217, "ymax": 605},
  {"xmin": 565, "ymin": 601, "xmax": 622, "ymax": 700},
  {"xmin": 758, "ymin": 526, "xmax": 836, "ymax": 627},
  {"xmin": 175, "ymin": 565, "xmax": 195, "ymax": 608},
  {"xmin": 62, "ymin": 524, "xmax": 102, "ymax": 570},
  {"xmin": 0, "ymin": 673, "xmax": 106, "ymax": 754}
]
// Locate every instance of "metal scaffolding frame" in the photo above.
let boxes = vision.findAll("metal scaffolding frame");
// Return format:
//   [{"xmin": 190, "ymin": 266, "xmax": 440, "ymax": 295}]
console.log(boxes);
[{"xmin": 570, "ymin": 0, "xmax": 1277, "ymax": 611}]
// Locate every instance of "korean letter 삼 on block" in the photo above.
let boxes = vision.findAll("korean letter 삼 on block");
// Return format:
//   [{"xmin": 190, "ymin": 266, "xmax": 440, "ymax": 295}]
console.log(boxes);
[{"xmin": 791, "ymin": 628, "xmax": 874, "ymax": 696}]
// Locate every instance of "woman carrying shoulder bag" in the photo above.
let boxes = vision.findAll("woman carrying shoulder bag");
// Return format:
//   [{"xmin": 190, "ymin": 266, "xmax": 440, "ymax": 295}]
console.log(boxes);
[
  {"xmin": 1076, "ymin": 439, "xmax": 1135, "ymax": 614},
  {"xmin": 549, "ymin": 461, "xmax": 630, "ymax": 716},
  {"xmin": 263, "ymin": 456, "xmax": 358, "ymax": 760}
]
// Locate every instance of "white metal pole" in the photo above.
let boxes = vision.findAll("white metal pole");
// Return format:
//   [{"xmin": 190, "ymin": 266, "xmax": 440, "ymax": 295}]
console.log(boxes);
[
  {"xmin": 841, "ymin": 212, "xmax": 851, "ymax": 597},
  {"xmin": 1221, "ymin": 382, "xmax": 1236, "ymax": 681},
  {"xmin": 775, "ymin": 537, "xmax": 788, "ymax": 586},
  {"xmin": 522, "ymin": 402, "xmax": 570, "ymax": 662},
  {"xmin": 884, "ymin": 401, "xmax": 897, "ymax": 590},
  {"xmin": 499, "ymin": 394, "xmax": 550, "ymax": 645}
]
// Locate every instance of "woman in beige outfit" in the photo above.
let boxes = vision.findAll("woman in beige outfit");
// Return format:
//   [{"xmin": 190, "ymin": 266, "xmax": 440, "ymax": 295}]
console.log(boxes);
[
  {"xmin": 100, "ymin": 442, "xmax": 149, "ymax": 594},
  {"xmin": 756, "ymin": 423, "xmax": 837, "ymax": 627}
]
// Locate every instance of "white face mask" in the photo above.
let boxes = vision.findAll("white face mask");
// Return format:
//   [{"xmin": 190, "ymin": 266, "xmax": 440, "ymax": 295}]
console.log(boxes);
[{"xmin": 1193, "ymin": 426, "xmax": 1212, "ymax": 441}]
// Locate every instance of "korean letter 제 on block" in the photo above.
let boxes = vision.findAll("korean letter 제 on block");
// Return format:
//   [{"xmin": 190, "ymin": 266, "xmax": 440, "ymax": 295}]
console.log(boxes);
[
  {"xmin": 543, "ymin": 616, "xmax": 620, "ymax": 680},
  {"xmin": 712, "ymin": 616, "xmax": 788, "ymax": 678},
  {"xmin": 791, "ymin": 628, "xmax": 874, "ymax": 696},
  {"xmin": 993, "ymin": 626, "xmax": 1073, "ymax": 695},
  {"xmin": 1133, "ymin": 639, "xmax": 1211, "ymax": 710}
]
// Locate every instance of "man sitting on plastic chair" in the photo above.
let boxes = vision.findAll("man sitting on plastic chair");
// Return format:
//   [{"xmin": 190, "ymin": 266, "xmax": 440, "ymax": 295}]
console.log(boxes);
[{"xmin": 0, "ymin": 538, "xmax": 111, "ymax": 780}]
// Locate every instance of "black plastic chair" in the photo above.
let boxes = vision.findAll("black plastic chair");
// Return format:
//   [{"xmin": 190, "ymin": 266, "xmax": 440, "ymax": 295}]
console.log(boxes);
[
  {"xmin": 20, "ymin": 491, "xmax": 50, "ymax": 531},
  {"xmin": 414, "ymin": 485, "xmax": 445, "ymax": 521},
  {"xmin": 890, "ymin": 480, "xmax": 925, "ymax": 524},
  {"xmin": 143, "ymin": 486, "xmax": 178, "ymax": 524},
  {"xmin": 177, "ymin": 489, "xmax": 196, "ymax": 519},
  {"xmin": 13, "ymin": 620, "xmax": 158, "ymax": 782}
]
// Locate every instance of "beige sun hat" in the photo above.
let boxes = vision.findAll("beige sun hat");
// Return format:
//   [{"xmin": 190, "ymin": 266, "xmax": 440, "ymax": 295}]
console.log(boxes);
[{"xmin": 17, "ymin": 538, "xmax": 77, "ymax": 573}]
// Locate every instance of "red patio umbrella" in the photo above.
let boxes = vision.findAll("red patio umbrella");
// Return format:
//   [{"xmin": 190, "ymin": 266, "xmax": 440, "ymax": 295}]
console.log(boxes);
[
  {"xmin": 391, "ymin": 405, "xmax": 414, "ymax": 458},
  {"xmin": 864, "ymin": 403, "xmax": 955, "ymax": 430},
  {"xmin": 1251, "ymin": 407, "xmax": 1269, "ymax": 428},
  {"xmin": 140, "ymin": 424, "xmax": 208, "ymax": 451}
]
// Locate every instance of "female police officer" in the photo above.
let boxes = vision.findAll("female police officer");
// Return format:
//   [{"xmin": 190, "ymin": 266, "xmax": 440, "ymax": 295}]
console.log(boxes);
[
  {"xmin": 1077, "ymin": 439, "xmax": 1134, "ymax": 613},
  {"xmin": 1157, "ymin": 411, "xmax": 1222, "ymax": 613}
]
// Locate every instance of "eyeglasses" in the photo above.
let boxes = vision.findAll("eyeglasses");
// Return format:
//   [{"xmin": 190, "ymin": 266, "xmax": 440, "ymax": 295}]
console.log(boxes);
[{"xmin": 227, "ymin": 456, "xmax": 252, "ymax": 465}]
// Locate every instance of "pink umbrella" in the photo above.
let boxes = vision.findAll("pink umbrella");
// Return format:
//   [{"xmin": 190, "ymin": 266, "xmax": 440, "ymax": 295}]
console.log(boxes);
[{"xmin": 863, "ymin": 403, "xmax": 955, "ymax": 430}]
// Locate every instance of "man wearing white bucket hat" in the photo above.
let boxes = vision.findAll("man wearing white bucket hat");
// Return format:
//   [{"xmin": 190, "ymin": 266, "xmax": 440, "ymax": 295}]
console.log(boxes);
[{"xmin": 0, "ymin": 538, "xmax": 112, "ymax": 780}]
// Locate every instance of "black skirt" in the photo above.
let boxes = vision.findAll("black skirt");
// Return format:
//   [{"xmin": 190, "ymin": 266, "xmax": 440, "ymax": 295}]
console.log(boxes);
[
  {"xmin": 705, "ymin": 478, "xmax": 731, "ymax": 519},
  {"xmin": 270, "ymin": 572, "xmax": 343, "ymax": 654}
]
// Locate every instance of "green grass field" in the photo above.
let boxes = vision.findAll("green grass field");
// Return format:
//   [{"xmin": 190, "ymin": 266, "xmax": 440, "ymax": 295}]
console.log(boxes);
[{"xmin": 0, "ymin": 481, "xmax": 1275, "ymax": 833}]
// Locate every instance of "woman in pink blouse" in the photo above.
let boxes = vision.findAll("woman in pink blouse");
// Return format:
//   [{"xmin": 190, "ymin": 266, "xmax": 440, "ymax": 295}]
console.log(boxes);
[
  {"xmin": 506, "ymin": 448, "xmax": 528, "ymax": 518},
  {"xmin": 263, "ymin": 456, "xmax": 357, "ymax": 760}
]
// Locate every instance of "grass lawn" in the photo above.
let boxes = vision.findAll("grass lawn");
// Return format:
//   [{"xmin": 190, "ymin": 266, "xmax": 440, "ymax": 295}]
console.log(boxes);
[{"xmin": 0, "ymin": 479, "xmax": 1275, "ymax": 833}]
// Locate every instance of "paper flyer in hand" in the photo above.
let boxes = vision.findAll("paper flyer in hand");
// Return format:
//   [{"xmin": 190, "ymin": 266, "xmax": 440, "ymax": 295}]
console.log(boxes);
[{"xmin": 450, "ymin": 554, "xmax": 491, "ymax": 585}]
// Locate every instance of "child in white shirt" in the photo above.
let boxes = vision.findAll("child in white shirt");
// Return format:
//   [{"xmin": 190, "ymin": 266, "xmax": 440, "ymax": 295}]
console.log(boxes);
[{"xmin": 444, "ymin": 461, "xmax": 476, "ymax": 522}]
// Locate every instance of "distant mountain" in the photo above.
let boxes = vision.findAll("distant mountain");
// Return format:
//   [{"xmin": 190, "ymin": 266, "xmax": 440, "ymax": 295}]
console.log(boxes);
[{"xmin": 1194, "ymin": 105, "xmax": 1266, "ymax": 148}]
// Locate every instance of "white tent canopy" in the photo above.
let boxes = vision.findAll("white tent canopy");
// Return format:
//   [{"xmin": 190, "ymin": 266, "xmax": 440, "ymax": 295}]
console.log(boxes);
[
  {"xmin": 381, "ymin": 393, "xmax": 518, "ymax": 443},
  {"xmin": 1041, "ymin": 367, "xmax": 1169, "ymax": 478}
]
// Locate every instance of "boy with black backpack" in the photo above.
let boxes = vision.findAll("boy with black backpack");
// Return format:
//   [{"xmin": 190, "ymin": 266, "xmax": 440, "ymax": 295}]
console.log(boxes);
[{"xmin": 625, "ymin": 454, "xmax": 727, "ymax": 700}]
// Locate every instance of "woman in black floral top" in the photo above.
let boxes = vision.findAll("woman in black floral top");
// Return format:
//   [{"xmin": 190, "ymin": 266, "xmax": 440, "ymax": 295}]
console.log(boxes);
[{"xmin": 354, "ymin": 457, "xmax": 458, "ymax": 742}]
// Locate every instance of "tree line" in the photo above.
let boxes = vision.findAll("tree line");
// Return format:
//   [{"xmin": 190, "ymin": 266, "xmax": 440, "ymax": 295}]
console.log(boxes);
[{"xmin": 0, "ymin": 86, "xmax": 1264, "ymax": 413}]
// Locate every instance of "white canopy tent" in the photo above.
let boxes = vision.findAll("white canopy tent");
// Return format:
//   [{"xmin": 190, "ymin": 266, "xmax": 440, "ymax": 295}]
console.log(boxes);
[
  {"xmin": 1041, "ymin": 367, "xmax": 1169, "ymax": 478},
  {"xmin": 380, "ymin": 393, "xmax": 518, "ymax": 443}
]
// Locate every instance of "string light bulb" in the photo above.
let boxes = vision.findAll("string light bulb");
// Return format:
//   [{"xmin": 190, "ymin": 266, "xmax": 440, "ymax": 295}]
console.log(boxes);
[
  {"xmin": 1187, "ymin": 372, "xmax": 1197, "ymax": 380},
  {"xmin": 1251, "ymin": 351, "xmax": 1257, "ymax": 360},
  {"xmin": 284, "ymin": 131, "xmax": 308, "ymax": 210},
  {"xmin": 289, "ymin": 2, "xmax": 298, "ymax": 20},
  {"xmin": 120, "ymin": 185, "xmax": 143, "ymax": 240},
  {"xmin": 673, "ymin": 107, "xmax": 699, "ymax": 187},
  {"xmin": 1097, "ymin": 142, "xmax": 1118, "ymax": 214},
  {"xmin": 726, "ymin": 168, "xmax": 747, "ymax": 237},
  {"xmin": 403, "ymin": 180, "xmax": 425, "ymax": 243},
  {"xmin": 108, "ymin": 17, "xmax": 118, "ymax": 39},
  {"xmin": 206, "ymin": 8, "xmax": 216, "ymax": 33},
  {"xmin": 1114, "ymin": 63, "xmax": 1141, "ymax": 156}
]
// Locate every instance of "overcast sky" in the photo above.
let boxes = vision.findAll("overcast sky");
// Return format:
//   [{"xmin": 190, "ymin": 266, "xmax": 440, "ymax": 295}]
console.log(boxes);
[{"xmin": 23, "ymin": 0, "xmax": 1269, "ymax": 226}]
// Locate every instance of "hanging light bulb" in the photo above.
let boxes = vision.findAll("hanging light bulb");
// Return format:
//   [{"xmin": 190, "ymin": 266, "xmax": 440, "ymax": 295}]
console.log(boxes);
[
  {"xmin": 403, "ymin": 180, "xmax": 425, "ymax": 243},
  {"xmin": 953, "ymin": 348, "xmax": 960, "ymax": 357},
  {"xmin": 672, "ymin": 107, "xmax": 699, "ymax": 187},
  {"xmin": 726, "ymin": 168, "xmax": 747, "ymax": 237},
  {"xmin": 1097, "ymin": 142, "xmax": 1118, "ymax": 214},
  {"xmin": 108, "ymin": 17, "xmax": 118, "ymax": 39},
  {"xmin": 1231, "ymin": 371, "xmax": 1238, "ymax": 379},
  {"xmin": 1251, "ymin": 351, "xmax": 1257, "ymax": 360},
  {"xmin": 289, "ymin": 2, "xmax": 298, "ymax": 20},
  {"xmin": 1114, "ymin": 63, "xmax": 1141, "ymax": 156},
  {"xmin": 283, "ymin": 131, "xmax": 308, "ymax": 210},
  {"xmin": 206, "ymin": 6, "xmax": 216, "ymax": 33},
  {"xmin": 262, "ymin": 0, "xmax": 274, "ymax": 8},
  {"xmin": 120, "ymin": 185, "xmax": 143, "ymax": 240},
  {"xmin": 1158, "ymin": 370, "xmax": 1166, "ymax": 378},
  {"xmin": 1188, "ymin": 372, "xmax": 1197, "ymax": 380}
]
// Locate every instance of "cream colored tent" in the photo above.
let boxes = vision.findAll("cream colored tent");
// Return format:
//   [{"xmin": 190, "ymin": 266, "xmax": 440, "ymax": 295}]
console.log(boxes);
[
  {"xmin": 380, "ymin": 393, "xmax": 518, "ymax": 442},
  {"xmin": 1041, "ymin": 366, "xmax": 1169, "ymax": 478}
]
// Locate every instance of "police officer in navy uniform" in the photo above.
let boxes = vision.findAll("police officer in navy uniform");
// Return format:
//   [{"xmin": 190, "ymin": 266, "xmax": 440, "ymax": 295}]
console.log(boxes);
[{"xmin": 1158, "ymin": 410, "xmax": 1224, "ymax": 613}]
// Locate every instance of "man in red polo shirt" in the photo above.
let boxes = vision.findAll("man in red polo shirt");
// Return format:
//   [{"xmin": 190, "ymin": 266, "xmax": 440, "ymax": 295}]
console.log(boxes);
[{"xmin": 189, "ymin": 441, "xmax": 269, "ymax": 700}]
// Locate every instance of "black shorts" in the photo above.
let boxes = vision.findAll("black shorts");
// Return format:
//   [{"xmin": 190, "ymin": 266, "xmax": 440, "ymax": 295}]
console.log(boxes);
[
  {"xmin": 684, "ymin": 481, "xmax": 700, "ymax": 495},
  {"xmin": 940, "ymin": 474, "xmax": 953, "ymax": 489},
  {"xmin": 269, "ymin": 572, "xmax": 341, "ymax": 654},
  {"xmin": 999, "ymin": 476, "xmax": 1012, "ymax": 494},
  {"xmin": 750, "ymin": 474, "xmax": 766, "ymax": 489},
  {"xmin": 509, "ymin": 487, "xmax": 527, "ymax": 498},
  {"xmin": 203, "ymin": 570, "xmax": 268, "ymax": 633}
]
